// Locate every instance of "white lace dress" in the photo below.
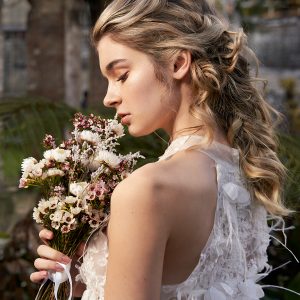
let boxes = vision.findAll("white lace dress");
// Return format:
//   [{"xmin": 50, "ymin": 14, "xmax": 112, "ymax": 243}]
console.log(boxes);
[{"xmin": 77, "ymin": 135, "xmax": 286, "ymax": 300}]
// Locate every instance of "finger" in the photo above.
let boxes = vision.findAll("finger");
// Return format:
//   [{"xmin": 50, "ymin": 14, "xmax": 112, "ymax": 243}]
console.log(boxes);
[
  {"xmin": 30, "ymin": 270, "xmax": 48, "ymax": 283},
  {"xmin": 34, "ymin": 258, "xmax": 66, "ymax": 272},
  {"xmin": 39, "ymin": 229, "xmax": 53, "ymax": 244},
  {"xmin": 37, "ymin": 245, "xmax": 71, "ymax": 264}
]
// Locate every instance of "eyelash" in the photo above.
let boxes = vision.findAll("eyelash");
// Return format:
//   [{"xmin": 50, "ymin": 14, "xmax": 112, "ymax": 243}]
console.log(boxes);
[{"xmin": 117, "ymin": 71, "xmax": 129, "ymax": 83}]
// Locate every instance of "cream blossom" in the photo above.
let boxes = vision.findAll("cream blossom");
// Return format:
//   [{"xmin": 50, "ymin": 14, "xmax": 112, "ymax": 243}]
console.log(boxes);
[
  {"xmin": 43, "ymin": 168, "xmax": 65, "ymax": 178},
  {"xmin": 65, "ymin": 196, "xmax": 77, "ymax": 204},
  {"xmin": 33, "ymin": 207, "xmax": 42, "ymax": 223},
  {"xmin": 37, "ymin": 199, "xmax": 50, "ymax": 214},
  {"xmin": 62, "ymin": 211, "xmax": 75, "ymax": 224},
  {"xmin": 110, "ymin": 120, "xmax": 124, "ymax": 137},
  {"xmin": 91, "ymin": 150, "xmax": 121, "ymax": 169},
  {"xmin": 44, "ymin": 148, "xmax": 71, "ymax": 163},
  {"xmin": 51, "ymin": 221, "xmax": 60, "ymax": 230},
  {"xmin": 69, "ymin": 182, "xmax": 89, "ymax": 197},
  {"xmin": 49, "ymin": 196, "xmax": 60, "ymax": 209},
  {"xmin": 80, "ymin": 130, "xmax": 100, "ymax": 144},
  {"xmin": 21, "ymin": 157, "xmax": 38, "ymax": 178},
  {"xmin": 50, "ymin": 210, "xmax": 63, "ymax": 222},
  {"xmin": 31, "ymin": 161, "xmax": 45, "ymax": 177},
  {"xmin": 71, "ymin": 206, "xmax": 82, "ymax": 215}
]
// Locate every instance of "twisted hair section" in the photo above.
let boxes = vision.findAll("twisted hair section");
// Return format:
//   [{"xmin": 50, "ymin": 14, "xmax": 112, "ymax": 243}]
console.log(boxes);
[{"xmin": 93, "ymin": 0, "xmax": 290, "ymax": 216}]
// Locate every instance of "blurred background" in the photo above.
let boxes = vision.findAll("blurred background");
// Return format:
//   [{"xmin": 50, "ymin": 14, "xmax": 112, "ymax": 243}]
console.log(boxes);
[{"xmin": 0, "ymin": 0, "xmax": 299, "ymax": 299}]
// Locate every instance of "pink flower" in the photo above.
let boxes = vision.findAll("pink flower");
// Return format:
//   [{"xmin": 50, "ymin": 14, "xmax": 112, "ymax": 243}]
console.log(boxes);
[{"xmin": 19, "ymin": 178, "xmax": 28, "ymax": 188}]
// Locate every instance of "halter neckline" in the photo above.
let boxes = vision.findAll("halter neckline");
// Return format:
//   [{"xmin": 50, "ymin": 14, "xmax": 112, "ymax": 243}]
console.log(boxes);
[{"xmin": 159, "ymin": 135, "xmax": 239, "ymax": 161}]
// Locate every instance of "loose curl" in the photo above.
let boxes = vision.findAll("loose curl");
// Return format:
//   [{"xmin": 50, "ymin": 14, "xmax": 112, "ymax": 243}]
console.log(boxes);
[{"xmin": 92, "ymin": 0, "xmax": 291, "ymax": 216}]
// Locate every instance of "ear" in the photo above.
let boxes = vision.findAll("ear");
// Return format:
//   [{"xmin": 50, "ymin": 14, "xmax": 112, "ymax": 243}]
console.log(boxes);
[{"xmin": 172, "ymin": 50, "xmax": 191, "ymax": 80}]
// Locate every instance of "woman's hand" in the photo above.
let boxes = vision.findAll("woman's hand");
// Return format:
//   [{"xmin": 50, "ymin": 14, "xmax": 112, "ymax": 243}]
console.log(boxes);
[{"xmin": 30, "ymin": 229, "xmax": 72, "ymax": 283}]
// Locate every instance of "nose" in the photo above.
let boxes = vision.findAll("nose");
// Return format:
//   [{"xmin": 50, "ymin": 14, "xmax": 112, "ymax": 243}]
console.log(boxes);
[{"xmin": 103, "ymin": 83, "xmax": 121, "ymax": 108}]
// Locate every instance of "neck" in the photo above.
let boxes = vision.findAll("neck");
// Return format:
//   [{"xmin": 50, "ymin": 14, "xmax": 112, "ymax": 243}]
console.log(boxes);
[{"xmin": 163, "ymin": 83, "xmax": 228, "ymax": 145}]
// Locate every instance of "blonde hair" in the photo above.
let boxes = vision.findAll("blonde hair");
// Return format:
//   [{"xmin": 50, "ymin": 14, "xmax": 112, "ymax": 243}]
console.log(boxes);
[{"xmin": 92, "ymin": 0, "xmax": 291, "ymax": 216}]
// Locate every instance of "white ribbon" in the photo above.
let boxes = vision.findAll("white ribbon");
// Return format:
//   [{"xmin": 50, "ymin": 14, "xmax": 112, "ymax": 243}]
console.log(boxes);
[{"xmin": 35, "ymin": 260, "xmax": 73, "ymax": 300}]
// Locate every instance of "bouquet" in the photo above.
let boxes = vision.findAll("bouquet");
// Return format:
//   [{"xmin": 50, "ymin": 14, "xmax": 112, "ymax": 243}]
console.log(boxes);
[{"xmin": 19, "ymin": 113, "xmax": 143, "ymax": 300}]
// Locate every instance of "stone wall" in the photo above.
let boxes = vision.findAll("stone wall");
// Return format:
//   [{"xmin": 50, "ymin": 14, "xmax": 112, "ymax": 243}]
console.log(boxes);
[{"xmin": 248, "ymin": 17, "xmax": 300, "ymax": 69}]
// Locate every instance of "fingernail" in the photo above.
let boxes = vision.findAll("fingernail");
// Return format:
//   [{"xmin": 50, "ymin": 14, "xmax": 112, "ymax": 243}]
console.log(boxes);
[
  {"xmin": 60, "ymin": 255, "xmax": 71, "ymax": 264},
  {"xmin": 55, "ymin": 264, "xmax": 65, "ymax": 272}
]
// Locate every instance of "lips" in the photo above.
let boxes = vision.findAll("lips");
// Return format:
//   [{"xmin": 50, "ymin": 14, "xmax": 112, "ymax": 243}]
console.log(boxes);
[{"xmin": 117, "ymin": 113, "xmax": 131, "ymax": 125}]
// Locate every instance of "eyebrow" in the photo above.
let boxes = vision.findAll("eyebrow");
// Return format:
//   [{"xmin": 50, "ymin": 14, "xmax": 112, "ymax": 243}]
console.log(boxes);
[{"xmin": 105, "ymin": 59, "xmax": 128, "ymax": 73}]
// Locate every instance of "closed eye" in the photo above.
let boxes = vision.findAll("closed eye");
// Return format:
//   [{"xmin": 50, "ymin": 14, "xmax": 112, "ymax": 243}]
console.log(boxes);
[{"xmin": 117, "ymin": 71, "xmax": 129, "ymax": 83}]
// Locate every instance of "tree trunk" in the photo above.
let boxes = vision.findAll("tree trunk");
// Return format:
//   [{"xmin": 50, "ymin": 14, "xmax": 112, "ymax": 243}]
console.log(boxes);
[
  {"xmin": 64, "ymin": 0, "xmax": 86, "ymax": 108},
  {"xmin": 0, "ymin": 0, "xmax": 3, "ymax": 98},
  {"xmin": 26, "ymin": 0, "xmax": 65, "ymax": 102},
  {"xmin": 87, "ymin": 0, "xmax": 110, "ymax": 114}
]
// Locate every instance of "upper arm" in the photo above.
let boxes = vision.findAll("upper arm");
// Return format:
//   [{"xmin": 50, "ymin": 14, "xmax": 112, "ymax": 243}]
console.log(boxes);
[{"xmin": 104, "ymin": 166, "xmax": 170, "ymax": 300}]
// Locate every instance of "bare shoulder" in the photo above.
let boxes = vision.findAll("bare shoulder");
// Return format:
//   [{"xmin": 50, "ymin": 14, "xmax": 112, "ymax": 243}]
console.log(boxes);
[{"xmin": 110, "ymin": 148, "xmax": 217, "ymax": 229}]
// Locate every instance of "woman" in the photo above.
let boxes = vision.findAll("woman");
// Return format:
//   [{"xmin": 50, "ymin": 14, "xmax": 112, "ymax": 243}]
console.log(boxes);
[{"xmin": 30, "ymin": 0, "xmax": 296, "ymax": 299}]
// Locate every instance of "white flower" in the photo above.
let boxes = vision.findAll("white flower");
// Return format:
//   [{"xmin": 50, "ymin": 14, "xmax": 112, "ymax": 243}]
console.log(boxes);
[
  {"xmin": 43, "ymin": 168, "xmax": 65, "ymax": 178},
  {"xmin": 71, "ymin": 206, "xmax": 82, "ymax": 215},
  {"xmin": 51, "ymin": 221, "xmax": 60, "ymax": 230},
  {"xmin": 80, "ymin": 130, "xmax": 100, "ymax": 144},
  {"xmin": 44, "ymin": 148, "xmax": 71, "ymax": 163},
  {"xmin": 49, "ymin": 196, "xmax": 60, "ymax": 209},
  {"xmin": 62, "ymin": 211, "xmax": 75, "ymax": 224},
  {"xmin": 21, "ymin": 157, "xmax": 37, "ymax": 177},
  {"xmin": 57, "ymin": 202, "xmax": 66, "ymax": 210},
  {"xmin": 65, "ymin": 196, "xmax": 77, "ymax": 204},
  {"xmin": 69, "ymin": 182, "xmax": 89, "ymax": 197},
  {"xmin": 92, "ymin": 150, "xmax": 121, "ymax": 169},
  {"xmin": 110, "ymin": 120, "xmax": 124, "ymax": 137},
  {"xmin": 37, "ymin": 199, "xmax": 50, "ymax": 214},
  {"xmin": 33, "ymin": 207, "xmax": 43, "ymax": 223},
  {"xmin": 61, "ymin": 224, "xmax": 70, "ymax": 233},
  {"xmin": 31, "ymin": 162, "xmax": 44, "ymax": 177},
  {"xmin": 50, "ymin": 210, "xmax": 63, "ymax": 222},
  {"xmin": 89, "ymin": 219, "xmax": 100, "ymax": 228}
]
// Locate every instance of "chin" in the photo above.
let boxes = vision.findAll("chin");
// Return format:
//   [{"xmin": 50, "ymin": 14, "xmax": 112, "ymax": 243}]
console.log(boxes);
[{"xmin": 127, "ymin": 124, "xmax": 156, "ymax": 137}]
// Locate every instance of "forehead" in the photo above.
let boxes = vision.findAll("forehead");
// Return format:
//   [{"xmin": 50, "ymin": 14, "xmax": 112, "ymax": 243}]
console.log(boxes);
[{"xmin": 97, "ymin": 35, "xmax": 144, "ymax": 74}]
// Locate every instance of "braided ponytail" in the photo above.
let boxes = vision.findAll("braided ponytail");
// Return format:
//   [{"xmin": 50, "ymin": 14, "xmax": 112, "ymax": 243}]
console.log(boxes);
[{"xmin": 93, "ymin": 0, "xmax": 291, "ymax": 216}]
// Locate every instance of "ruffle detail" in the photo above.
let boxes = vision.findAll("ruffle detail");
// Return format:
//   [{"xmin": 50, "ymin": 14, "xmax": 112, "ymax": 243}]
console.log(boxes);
[{"xmin": 77, "ymin": 230, "xmax": 108, "ymax": 300}]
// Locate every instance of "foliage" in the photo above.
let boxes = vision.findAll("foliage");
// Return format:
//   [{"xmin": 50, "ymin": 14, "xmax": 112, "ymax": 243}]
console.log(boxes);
[{"xmin": 0, "ymin": 97, "xmax": 76, "ymax": 185}]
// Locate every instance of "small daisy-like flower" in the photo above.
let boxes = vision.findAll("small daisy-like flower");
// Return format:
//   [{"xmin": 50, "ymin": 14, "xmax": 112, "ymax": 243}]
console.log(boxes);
[
  {"xmin": 71, "ymin": 206, "xmax": 82, "ymax": 215},
  {"xmin": 44, "ymin": 148, "xmax": 71, "ymax": 163},
  {"xmin": 62, "ymin": 211, "xmax": 74, "ymax": 224},
  {"xmin": 61, "ymin": 225, "xmax": 70, "ymax": 233},
  {"xmin": 51, "ymin": 221, "xmax": 60, "ymax": 230},
  {"xmin": 33, "ymin": 207, "xmax": 43, "ymax": 224},
  {"xmin": 37, "ymin": 199, "xmax": 50, "ymax": 214},
  {"xmin": 50, "ymin": 210, "xmax": 63, "ymax": 222},
  {"xmin": 91, "ymin": 150, "xmax": 121, "ymax": 170},
  {"xmin": 89, "ymin": 219, "xmax": 99, "ymax": 228},
  {"xmin": 49, "ymin": 196, "xmax": 60, "ymax": 209},
  {"xmin": 112, "ymin": 121, "xmax": 124, "ymax": 136},
  {"xmin": 21, "ymin": 157, "xmax": 37, "ymax": 175},
  {"xmin": 65, "ymin": 196, "xmax": 77, "ymax": 204},
  {"xmin": 80, "ymin": 130, "xmax": 100, "ymax": 144},
  {"xmin": 69, "ymin": 182, "xmax": 89, "ymax": 197},
  {"xmin": 43, "ymin": 168, "xmax": 65, "ymax": 179}
]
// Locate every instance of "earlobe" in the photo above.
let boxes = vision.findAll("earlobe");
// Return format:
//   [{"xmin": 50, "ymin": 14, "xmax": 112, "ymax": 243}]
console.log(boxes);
[{"xmin": 172, "ymin": 50, "xmax": 191, "ymax": 80}]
